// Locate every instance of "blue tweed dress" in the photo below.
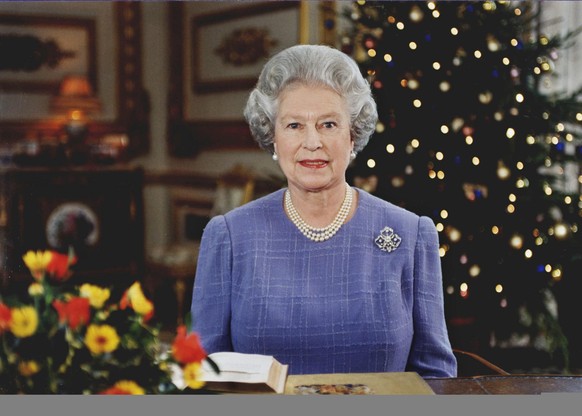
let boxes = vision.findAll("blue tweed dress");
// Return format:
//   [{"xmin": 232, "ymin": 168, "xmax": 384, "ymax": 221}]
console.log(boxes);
[{"xmin": 190, "ymin": 187, "xmax": 457, "ymax": 377}]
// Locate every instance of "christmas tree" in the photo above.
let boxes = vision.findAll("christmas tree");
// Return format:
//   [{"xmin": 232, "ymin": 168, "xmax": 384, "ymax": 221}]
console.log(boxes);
[{"xmin": 343, "ymin": 1, "xmax": 582, "ymax": 372}]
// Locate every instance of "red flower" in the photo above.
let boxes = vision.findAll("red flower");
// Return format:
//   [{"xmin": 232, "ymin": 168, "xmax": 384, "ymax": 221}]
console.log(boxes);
[
  {"xmin": 171, "ymin": 325, "xmax": 207, "ymax": 364},
  {"xmin": 0, "ymin": 303, "xmax": 11, "ymax": 333},
  {"xmin": 46, "ymin": 251, "xmax": 77, "ymax": 282},
  {"xmin": 53, "ymin": 297, "xmax": 91, "ymax": 330}
]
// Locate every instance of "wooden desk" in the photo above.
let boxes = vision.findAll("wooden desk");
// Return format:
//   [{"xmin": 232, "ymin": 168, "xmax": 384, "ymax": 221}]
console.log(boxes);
[
  {"xmin": 426, "ymin": 375, "xmax": 582, "ymax": 394},
  {"xmin": 184, "ymin": 373, "xmax": 582, "ymax": 395}
]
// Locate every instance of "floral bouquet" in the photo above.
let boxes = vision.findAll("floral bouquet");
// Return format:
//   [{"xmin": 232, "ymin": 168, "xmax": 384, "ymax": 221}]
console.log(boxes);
[{"xmin": 0, "ymin": 249, "xmax": 215, "ymax": 394}]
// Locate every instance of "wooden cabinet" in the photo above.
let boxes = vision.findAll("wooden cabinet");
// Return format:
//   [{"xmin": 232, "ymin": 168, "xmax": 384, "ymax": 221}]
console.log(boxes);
[{"xmin": 0, "ymin": 166, "xmax": 144, "ymax": 296}]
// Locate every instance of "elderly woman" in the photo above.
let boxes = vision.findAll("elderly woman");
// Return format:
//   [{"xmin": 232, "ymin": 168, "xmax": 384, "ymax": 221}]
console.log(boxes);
[{"xmin": 191, "ymin": 44, "xmax": 457, "ymax": 377}]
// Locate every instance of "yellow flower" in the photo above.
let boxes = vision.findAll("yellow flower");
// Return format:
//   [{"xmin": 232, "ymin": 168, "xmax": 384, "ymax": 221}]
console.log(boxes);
[
  {"xmin": 28, "ymin": 282, "xmax": 44, "ymax": 296},
  {"xmin": 9, "ymin": 306, "xmax": 38, "ymax": 338},
  {"xmin": 22, "ymin": 250, "xmax": 52, "ymax": 281},
  {"xmin": 18, "ymin": 360, "xmax": 40, "ymax": 376},
  {"xmin": 122, "ymin": 282, "xmax": 154, "ymax": 318},
  {"xmin": 183, "ymin": 362, "xmax": 206, "ymax": 390},
  {"xmin": 131, "ymin": 294, "xmax": 153, "ymax": 317},
  {"xmin": 111, "ymin": 380, "xmax": 145, "ymax": 395},
  {"xmin": 79, "ymin": 283, "xmax": 111, "ymax": 309},
  {"xmin": 84, "ymin": 324, "xmax": 120, "ymax": 355}
]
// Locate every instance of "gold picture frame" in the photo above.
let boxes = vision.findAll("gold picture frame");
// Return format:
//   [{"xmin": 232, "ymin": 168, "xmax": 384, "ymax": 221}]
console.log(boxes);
[{"xmin": 191, "ymin": 1, "xmax": 300, "ymax": 94}]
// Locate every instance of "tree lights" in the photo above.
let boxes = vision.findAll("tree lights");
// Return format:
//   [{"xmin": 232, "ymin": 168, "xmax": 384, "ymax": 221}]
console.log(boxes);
[{"xmin": 345, "ymin": 1, "xmax": 582, "ymax": 370}]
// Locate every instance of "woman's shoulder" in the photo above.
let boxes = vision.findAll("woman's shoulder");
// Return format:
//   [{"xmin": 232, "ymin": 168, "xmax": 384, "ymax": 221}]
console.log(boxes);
[
  {"xmin": 357, "ymin": 188, "xmax": 420, "ymax": 221},
  {"xmin": 356, "ymin": 188, "xmax": 437, "ymax": 243},
  {"xmin": 222, "ymin": 189, "xmax": 285, "ymax": 221},
  {"xmin": 202, "ymin": 190, "xmax": 285, "ymax": 240}
]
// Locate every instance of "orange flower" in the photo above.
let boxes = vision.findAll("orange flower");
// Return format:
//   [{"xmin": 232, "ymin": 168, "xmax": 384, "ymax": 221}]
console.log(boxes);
[
  {"xmin": 18, "ymin": 360, "xmax": 41, "ymax": 376},
  {"xmin": 0, "ymin": 303, "xmax": 11, "ymax": 333},
  {"xmin": 46, "ymin": 251, "xmax": 77, "ymax": 282},
  {"xmin": 171, "ymin": 325, "xmax": 207, "ymax": 364},
  {"xmin": 53, "ymin": 297, "xmax": 91, "ymax": 330},
  {"xmin": 100, "ymin": 386, "xmax": 128, "ymax": 395}
]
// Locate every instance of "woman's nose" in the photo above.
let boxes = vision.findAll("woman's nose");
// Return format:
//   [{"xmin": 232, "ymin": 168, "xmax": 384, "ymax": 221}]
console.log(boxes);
[{"xmin": 302, "ymin": 126, "xmax": 323, "ymax": 151}]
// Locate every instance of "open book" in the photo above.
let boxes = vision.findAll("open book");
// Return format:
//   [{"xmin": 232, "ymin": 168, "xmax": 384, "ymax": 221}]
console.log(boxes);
[{"xmin": 200, "ymin": 352, "xmax": 289, "ymax": 394}]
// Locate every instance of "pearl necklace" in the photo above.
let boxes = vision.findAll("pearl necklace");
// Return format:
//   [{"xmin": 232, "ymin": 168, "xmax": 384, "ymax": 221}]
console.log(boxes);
[{"xmin": 284, "ymin": 183, "xmax": 353, "ymax": 242}]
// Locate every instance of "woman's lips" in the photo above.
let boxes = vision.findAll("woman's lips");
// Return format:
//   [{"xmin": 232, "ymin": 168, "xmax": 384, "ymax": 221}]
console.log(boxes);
[{"xmin": 299, "ymin": 160, "xmax": 328, "ymax": 169}]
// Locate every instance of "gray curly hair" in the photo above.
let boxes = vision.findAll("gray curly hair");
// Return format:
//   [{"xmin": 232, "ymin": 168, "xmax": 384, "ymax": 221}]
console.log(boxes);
[{"xmin": 243, "ymin": 44, "xmax": 378, "ymax": 155}]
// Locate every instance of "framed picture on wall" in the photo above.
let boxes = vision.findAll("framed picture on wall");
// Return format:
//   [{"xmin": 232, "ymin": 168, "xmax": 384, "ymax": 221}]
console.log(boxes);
[
  {"xmin": 0, "ymin": 14, "xmax": 97, "ymax": 94},
  {"xmin": 168, "ymin": 1, "xmax": 303, "ymax": 155},
  {"xmin": 168, "ymin": 1, "xmax": 339, "ymax": 156},
  {"xmin": 191, "ymin": 1, "xmax": 300, "ymax": 94},
  {"xmin": 0, "ymin": 3, "xmax": 148, "ymax": 157}
]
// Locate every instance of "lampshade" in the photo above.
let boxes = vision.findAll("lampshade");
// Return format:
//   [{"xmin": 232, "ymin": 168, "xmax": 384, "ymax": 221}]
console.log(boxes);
[{"xmin": 50, "ymin": 75, "xmax": 102, "ymax": 115}]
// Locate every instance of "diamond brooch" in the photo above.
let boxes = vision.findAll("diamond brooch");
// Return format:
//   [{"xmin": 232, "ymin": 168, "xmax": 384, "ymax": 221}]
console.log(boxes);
[{"xmin": 375, "ymin": 227, "xmax": 402, "ymax": 253}]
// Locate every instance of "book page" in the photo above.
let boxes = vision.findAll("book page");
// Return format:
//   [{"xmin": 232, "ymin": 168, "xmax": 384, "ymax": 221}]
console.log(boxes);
[{"xmin": 202, "ymin": 352, "xmax": 274, "ymax": 383}]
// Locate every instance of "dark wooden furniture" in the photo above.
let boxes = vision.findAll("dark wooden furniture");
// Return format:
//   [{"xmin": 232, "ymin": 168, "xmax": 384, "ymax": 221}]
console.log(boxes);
[
  {"xmin": 453, "ymin": 348, "xmax": 510, "ymax": 377},
  {"xmin": 426, "ymin": 348, "xmax": 582, "ymax": 394},
  {"xmin": 0, "ymin": 165, "xmax": 144, "ymax": 297},
  {"xmin": 426, "ymin": 374, "xmax": 582, "ymax": 394}
]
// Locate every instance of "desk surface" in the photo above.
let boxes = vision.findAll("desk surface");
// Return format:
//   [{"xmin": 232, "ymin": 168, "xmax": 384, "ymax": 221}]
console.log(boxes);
[{"xmin": 426, "ymin": 375, "xmax": 582, "ymax": 395}]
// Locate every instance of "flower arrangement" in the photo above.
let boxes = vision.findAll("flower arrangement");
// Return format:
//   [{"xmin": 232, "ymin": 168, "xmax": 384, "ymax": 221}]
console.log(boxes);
[{"xmin": 0, "ymin": 249, "xmax": 214, "ymax": 394}]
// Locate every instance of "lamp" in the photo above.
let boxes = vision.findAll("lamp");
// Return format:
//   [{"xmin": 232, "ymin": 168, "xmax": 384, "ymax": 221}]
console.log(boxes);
[{"xmin": 50, "ymin": 75, "xmax": 101, "ymax": 163}]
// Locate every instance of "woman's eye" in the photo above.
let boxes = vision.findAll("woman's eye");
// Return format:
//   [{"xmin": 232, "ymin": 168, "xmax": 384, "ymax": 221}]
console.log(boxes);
[
  {"xmin": 322, "ymin": 121, "xmax": 337, "ymax": 129},
  {"xmin": 286, "ymin": 122, "xmax": 300, "ymax": 129}
]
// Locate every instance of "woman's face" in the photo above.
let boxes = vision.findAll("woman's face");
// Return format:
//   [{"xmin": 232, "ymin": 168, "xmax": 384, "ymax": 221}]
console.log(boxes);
[{"xmin": 273, "ymin": 84, "xmax": 354, "ymax": 194}]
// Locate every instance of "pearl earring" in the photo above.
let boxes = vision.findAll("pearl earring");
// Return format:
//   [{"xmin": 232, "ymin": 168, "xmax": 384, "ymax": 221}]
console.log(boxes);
[
  {"xmin": 350, "ymin": 151, "xmax": 356, "ymax": 160},
  {"xmin": 272, "ymin": 153, "xmax": 279, "ymax": 161}
]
